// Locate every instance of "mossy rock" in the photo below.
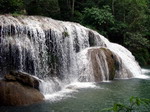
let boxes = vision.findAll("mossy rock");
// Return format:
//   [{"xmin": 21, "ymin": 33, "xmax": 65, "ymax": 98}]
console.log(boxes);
[{"xmin": 62, "ymin": 31, "xmax": 69, "ymax": 37}]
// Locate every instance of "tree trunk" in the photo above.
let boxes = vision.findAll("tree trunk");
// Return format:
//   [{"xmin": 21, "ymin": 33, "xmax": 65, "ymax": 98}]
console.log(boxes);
[
  {"xmin": 58, "ymin": 0, "xmax": 75, "ymax": 20},
  {"xmin": 71, "ymin": 0, "xmax": 75, "ymax": 17},
  {"xmin": 112, "ymin": 0, "xmax": 115, "ymax": 15}
]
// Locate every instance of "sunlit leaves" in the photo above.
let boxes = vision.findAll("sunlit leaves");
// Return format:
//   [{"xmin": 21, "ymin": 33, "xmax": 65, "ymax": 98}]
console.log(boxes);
[
  {"xmin": 83, "ymin": 6, "xmax": 114, "ymax": 27},
  {"xmin": 101, "ymin": 96, "xmax": 150, "ymax": 112},
  {"xmin": 82, "ymin": 5, "xmax": 114, "ymax": 37}
]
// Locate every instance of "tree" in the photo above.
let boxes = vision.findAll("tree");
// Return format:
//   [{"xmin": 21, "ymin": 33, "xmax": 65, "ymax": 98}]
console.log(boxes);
[
  {"xmin": 82, "ymin": 6, "xmax": 115, "ymax": 37},
  {"xmin": 58, "ymin": 0, "xmax": 75, "ymax": 20},
  {"xmin": 24, "ymin": 0, "xmax": 60, "ymax": 19},
  {"xmin": 0, "ymin": 0, "xmax": 25, "ymax": 14},
  {"xmin": 0, "ymin": 0, "xmax": 149, "ymax": 65},
  {"xmin": 122, "ymin": 0, "xmax": 150, "ymax": 65}
]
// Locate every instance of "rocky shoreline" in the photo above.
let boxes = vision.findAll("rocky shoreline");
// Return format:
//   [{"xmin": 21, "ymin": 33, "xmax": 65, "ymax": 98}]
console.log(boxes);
[{"xmin": 0, "ymin": 71, "xmax": 44, "ymax": 106}]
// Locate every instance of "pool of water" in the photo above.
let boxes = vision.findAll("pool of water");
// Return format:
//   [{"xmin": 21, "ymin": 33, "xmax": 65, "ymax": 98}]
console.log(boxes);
[{"xmin": 1, "ymin": 68, "xmax": 150, "ymax": 112}]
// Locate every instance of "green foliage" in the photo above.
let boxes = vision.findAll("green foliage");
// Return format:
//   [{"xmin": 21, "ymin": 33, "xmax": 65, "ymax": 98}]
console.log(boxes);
[
  {"xmin": 0, "ymin": 0, "xmax": 25, "ymax": 14},
  {"xmin": 0, "ymin": 0, "xmax": 150, "ymax": 65},
  {"xmin": 82, "ymin": 6, "xmax": 114, "ymax": 37},
  {"xmin": 72, "ymin": 10, "xmax": 83, "ymax": 23},
  {"xmin": 126, "ymin": 32, "xmax": 150, "ymax": 65},
  {"xmin": 24, "ymin": 0, "xmax": 60, "ymax": 19},
  {"xmin": 62, "ymin": 31, "xmax": 69, "ymax": 38},
  {"xmin": 83, "ymin": 6, "xmax": 114, "ymax": 26},
  {"xmin": 125, "ymin": 32, "xmax": 150, "ymax": 50},
  {"xmin": 101, "ymin": 96, "xmax": 150, "ymax": 112},
  {"xmin": 133, "ymin": 48, "xmax": 150, "ymax": 66}
]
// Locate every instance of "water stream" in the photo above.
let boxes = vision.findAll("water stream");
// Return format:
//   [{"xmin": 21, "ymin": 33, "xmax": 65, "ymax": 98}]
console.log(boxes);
[
  {"xmin": 0, "ymin": 15, "xmax": 149, "ymax": 111},
  {"xmin": 0, "ymin": 67, "xmax": 150, "ymax": 112},
  {"xmin": 0, "ymin": 15, "xmax": 142, "ymax": 96}
]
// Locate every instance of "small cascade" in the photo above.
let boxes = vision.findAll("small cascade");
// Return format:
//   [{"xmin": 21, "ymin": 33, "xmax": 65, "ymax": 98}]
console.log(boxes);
[
  {"xmin": 0, "ymin": 15, "xmax": 142, "ymax": 96},
  {"xmin": 142, "ymin": 69, "xmax": 150, "ymax": 74}
]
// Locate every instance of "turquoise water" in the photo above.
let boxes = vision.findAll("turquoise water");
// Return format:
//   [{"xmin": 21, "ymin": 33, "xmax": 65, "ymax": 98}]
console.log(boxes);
[{"xmin": 0, "ymin": 68, "xmax": 150, "ymax": 112}]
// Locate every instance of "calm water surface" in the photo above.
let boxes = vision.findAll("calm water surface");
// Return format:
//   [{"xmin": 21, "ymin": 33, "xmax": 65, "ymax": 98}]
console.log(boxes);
[{"xmin": 0, "ymin": 67, "xmax": 150, "ymax": 112}]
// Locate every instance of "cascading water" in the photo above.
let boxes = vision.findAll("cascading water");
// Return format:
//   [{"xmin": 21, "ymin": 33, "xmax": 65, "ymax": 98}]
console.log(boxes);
[{"xmin": 0, "ymin": 15, "xmax": 142, "ymax": 99}]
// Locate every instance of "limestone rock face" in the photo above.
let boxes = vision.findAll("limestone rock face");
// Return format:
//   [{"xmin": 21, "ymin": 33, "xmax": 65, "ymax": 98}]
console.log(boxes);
[
  {"xmin": 0, "ymin": 15, "xmax": 141, "ymax": 83},
  {"xmin": 78, "ymin": 47, "xmax": 121, "ymax": 82},
  {"xmin": 0, "ymin": 80, "xmax": 44, "ymax": 106},
  {"xmin": 5, "ymin": 71, "xmax": 41, "ymax": 90},
  {"xmin": 88, "ymin": 48, "xmax": 118, "ymax": 81}
]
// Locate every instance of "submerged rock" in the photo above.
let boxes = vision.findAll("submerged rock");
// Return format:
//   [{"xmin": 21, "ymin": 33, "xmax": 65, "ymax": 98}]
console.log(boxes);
[
  {"xmin": 0, "ymin": 80, "xmax": 44, "ymax": 106},
  {"xmin": 5, "ymin": 71, "xmax": 41, "ymax": 90}
]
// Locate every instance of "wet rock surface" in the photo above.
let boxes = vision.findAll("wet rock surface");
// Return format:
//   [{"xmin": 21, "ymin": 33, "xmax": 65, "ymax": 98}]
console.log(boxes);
[
  {"xmin": 5, "ymin": 71, "xmax": 41, "ymax": 90},
  {"xmin": 0, "ymin": 71, "xmax": 44, "ymax": 106},
  {"xmin": 88, "ymin": 48, "xmax": 117, "ymax": 81},
  {"xmin": 0, "ymin": 80, "xmax": 44, "ymax": 106}
]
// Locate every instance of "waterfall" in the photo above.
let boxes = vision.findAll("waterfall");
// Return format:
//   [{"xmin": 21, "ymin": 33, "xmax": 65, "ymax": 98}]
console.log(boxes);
[{"xmin": 0, "ymin": 15, "xmax": 142, "ymax": 96}]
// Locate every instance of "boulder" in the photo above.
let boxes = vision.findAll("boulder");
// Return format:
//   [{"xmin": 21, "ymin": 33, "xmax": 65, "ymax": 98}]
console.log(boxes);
[
  {"xmin": 5, "ymin": 71, "xmax": 41, "ymax": 90},
  {"xmin": 0, "ymin": 80, "xmax": 44, "ymax": 106},
  {"xmin": 78, "ymin": 47, "xmax": 119, "ymax": 82},
  {"xmin": 88, "ymin": 48, "xmax": 118, "ymax": 81}
]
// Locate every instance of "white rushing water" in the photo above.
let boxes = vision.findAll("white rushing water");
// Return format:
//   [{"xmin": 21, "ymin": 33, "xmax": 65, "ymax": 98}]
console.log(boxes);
[
  {"xmin": 136, "ymin": 68, "xmax": 150, "ymax": 79},
  {"xmin": 0, "ymin": 15, "xmax": 143, "ymax": 100},
  {"xmin": 142, "ymin": 69, "xmax": 150, "ymax": 74},
  {"xmin": 43, "ymin": 82, "xmax": 99, "ymax": 101}
]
